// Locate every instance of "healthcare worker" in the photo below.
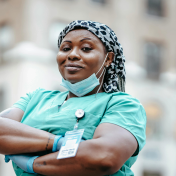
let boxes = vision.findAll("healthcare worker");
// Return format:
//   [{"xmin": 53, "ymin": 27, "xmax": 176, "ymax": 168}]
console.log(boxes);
[{"xmin": 0, "ymin": 20, "xmax": 146, "ymax": 176}]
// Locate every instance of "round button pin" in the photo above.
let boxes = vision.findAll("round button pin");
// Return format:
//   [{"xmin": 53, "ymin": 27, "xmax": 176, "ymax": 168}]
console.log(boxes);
[{"xmin": 75, "ymin": 109, "xmax": 85, "ymax": 119}]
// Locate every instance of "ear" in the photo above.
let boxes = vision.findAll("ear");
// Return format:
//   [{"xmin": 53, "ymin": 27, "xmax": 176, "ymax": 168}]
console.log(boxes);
[{"xmin": 105, "ymin": 52, "xmax": 114, "ymax": 67}]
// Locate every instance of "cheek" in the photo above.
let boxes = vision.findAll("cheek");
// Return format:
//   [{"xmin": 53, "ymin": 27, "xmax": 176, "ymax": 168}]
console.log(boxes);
[
  {"xmin": 56, "ymin": 52, "xmax": 66, "ymax": 67},
  {"xmin": 56, "ymin": 52, "xmax": 64, "ymax": 65},
  {"xmin": 56, "ymin": 53, "xmax": 65, "ymax": 75},
  {"xmin": 82, "ymin": 53, "xmax": 103, "ymax": 71}
]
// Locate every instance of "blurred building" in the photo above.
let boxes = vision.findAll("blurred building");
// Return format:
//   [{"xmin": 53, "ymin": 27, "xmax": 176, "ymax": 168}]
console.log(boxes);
[{"xmin": 0, "ymin": 0, "xmax": 176, "ymax": 176}]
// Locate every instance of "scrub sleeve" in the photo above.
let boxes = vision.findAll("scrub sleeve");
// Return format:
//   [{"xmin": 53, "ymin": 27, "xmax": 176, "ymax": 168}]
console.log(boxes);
[
  {"xmin": 100, "ymin": 94, "xmax": 146, "ymax": 175},
  {"xmin": 101, "ymin": 94, "xmax": 146, "ymax": 155},
  {"xmin": 12, "ymin": 88, "xmax": 44, "ymax": 176}
]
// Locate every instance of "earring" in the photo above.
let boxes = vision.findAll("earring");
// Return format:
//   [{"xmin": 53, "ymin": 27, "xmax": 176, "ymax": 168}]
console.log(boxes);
[{"xmin": 106, "ymin": 65, "xmax": 108, "ymax": 67}]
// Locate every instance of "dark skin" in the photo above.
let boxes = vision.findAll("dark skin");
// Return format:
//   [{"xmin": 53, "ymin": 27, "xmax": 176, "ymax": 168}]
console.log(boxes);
[
  {"xmin": 57, "ymin": 29, "xmax": 114, "ymax": 99},
  {"xmin": 0, "ymin": 108, "xmax": 55, "ymax": 154},
  {"xmin": 0, "ymin": 29, "xmax": 138, "ymax": 176}
]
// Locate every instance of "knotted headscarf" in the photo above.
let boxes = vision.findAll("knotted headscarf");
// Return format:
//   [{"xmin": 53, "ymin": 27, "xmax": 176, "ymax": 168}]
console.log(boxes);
[{"xmin": 58, "ymin": 20, "xmax": 126, "ymax": 92}]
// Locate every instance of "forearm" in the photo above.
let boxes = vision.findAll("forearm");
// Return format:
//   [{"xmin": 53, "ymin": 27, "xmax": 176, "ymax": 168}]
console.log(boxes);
[
  {"xmin": 33, "ymin": 123, "xmax": 135, "ymax": 176},
  {"xmin": 33, "ymin": 141, "xmax": 113, "ymax": 176},
  {"xmin": 34, "ymin": 153, "xmax": 99, "ymax": 176},
  {"xmin": 0, "ymin": 117, "xmax": 55, "ymax": 155}
]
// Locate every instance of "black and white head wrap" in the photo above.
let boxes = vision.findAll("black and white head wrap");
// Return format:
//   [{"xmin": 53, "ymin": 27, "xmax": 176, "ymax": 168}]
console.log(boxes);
[{"xmin": 58, "ymin": 20, "xmax": 126, "ymax": 93}]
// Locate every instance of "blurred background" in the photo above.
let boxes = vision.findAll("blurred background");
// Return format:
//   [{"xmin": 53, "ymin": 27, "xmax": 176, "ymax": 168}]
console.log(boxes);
[{"xmin": 0, "ymin": 0, "xmax": 176, "ymax": 175}]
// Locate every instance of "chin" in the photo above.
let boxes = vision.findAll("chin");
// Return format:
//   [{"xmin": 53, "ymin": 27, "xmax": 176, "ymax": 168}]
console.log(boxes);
[
  {"xmin": 65, "ymin": 77, "xmax": 82, "ymax": 84},
  {"xmin": 64, "ymin": 73, "xmax": 89, "ymax": 84}
]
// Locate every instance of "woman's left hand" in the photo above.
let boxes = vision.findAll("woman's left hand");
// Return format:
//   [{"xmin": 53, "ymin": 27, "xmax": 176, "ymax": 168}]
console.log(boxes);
[{"xmin": 5, "ymin": 154, "xmax": 39, "ymax": 174}]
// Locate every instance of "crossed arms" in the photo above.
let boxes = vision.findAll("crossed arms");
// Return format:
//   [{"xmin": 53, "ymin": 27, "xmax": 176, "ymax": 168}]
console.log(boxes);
[{"xmin": 0, "ymin": 107, "xmax": 137, "ymax": 176}]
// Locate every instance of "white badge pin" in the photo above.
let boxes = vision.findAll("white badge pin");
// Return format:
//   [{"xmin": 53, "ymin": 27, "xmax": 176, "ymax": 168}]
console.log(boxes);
[{"xmin": 75, "ymin": 109, "xmax": 85, "ymax": 119}]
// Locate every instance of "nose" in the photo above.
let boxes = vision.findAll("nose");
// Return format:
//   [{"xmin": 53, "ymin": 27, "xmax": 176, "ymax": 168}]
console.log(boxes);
[{"xmin": 68, "ymin": 47, "xmax": 81, "ymax": 61}]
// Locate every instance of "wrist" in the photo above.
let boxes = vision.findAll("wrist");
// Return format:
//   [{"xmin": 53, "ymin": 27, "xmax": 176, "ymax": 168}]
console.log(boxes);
[
  {"xmin": 27, "ymin": 156, "xmax": 39, "ymax": 174},
  {"xmin": 52, "ymin": 135, "xmax": 62, "ymax": 152},
  {"xmin": 32, "ymin": 156, "xmax": 40, "ymax": 174},
  {"xmin": 45, "ymin": 134, "xmax": 55, "ymax": 151}
]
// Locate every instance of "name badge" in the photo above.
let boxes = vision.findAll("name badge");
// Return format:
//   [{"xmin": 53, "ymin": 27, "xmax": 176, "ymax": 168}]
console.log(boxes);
[{"xmin": 57, "ymin": 129, "xmax": 84, "ymax": 159}]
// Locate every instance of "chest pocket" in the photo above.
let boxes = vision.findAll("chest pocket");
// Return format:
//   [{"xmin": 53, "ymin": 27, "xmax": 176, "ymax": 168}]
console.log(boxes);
[
  {"xmin": 78, "ymin": 111, "xmax": 102, "ymax": 140},
  {"xmin": 47, "ymin": 106, "xmax": 102, "ymax": 139}
]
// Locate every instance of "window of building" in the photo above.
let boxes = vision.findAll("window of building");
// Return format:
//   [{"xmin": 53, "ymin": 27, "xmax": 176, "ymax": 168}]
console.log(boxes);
[
  {"xmin": 49, "ymin": 21, "xmax": 67, "ymax": 52},
  {"xmin": 173, "ymin": 121, "xmax": 176, "ymax": 140},
  {"xmin": 146, "ymin": 0, "xmax": 164, "ymax": 17},
  {"xmin": 144, "ymin": 101, "xmax": 163, "ymax": 139},
  {"xmin": 0, "ymin": 24, "xmax": 13, "ymax": 64},
  {"xmin": 91, "ymin": 0, "xmax": 106, "ymax": 4},
  {"xmin": 0, "ymin": 24, "xmax": 13, "ymax": 50},
  {"xmin": 0, "ymin": 89, "xmax": 5, "ymax": 112},
  {"xmin": 144, "ymin": 42, "xmax": 163, "ymax": 80},
  {"xmin": 143, "ymin": 171, "xmax": 162, "ymax": 176}
]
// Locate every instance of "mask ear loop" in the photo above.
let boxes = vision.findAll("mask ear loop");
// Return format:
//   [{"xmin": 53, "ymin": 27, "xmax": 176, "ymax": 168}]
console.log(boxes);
[
  {"xmin": 96, "ymin": 53, "xmax": 108, "ymax": 77},
  {"xmin": 95, "ymin": 68, "xmax": 106, "ymax": 97},
  {"xmin": 95, "ymin": 53, "xmax": 108, "ymax": 97}
]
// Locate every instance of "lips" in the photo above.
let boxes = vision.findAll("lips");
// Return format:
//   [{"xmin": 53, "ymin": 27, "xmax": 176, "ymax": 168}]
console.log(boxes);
[{"xmin": 64, "ymin": 63, "xmax": 84, "ymax": 72}]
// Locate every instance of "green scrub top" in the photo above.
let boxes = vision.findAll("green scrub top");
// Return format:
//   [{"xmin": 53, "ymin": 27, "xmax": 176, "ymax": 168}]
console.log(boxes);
[{"xmin": 12, "ymin": 88, "xmax": 146, "ymax": 176}]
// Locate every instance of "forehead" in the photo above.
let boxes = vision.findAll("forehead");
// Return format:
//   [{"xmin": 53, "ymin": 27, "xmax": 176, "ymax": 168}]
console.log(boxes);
[{"xmin": 62, "ymin": 29, "xmax": 101, "ymax": 43}]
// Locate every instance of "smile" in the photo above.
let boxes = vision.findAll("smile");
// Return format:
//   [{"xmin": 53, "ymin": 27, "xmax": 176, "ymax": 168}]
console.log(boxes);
[{"xmin": 64, "ymin": 63, "xmax": 83, "ymax": 72}]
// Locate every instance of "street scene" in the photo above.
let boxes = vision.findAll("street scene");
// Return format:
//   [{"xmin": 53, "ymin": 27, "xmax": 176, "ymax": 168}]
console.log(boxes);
[{"xmin": 0, "ymin": 0, "xmax": 176, "ymax": 176}]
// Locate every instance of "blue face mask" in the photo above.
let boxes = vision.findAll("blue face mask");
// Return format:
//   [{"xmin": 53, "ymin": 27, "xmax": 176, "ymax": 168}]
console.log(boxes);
[{"xmin": 60, "ymin": 53, "xmax": 108, "ymax": 97}]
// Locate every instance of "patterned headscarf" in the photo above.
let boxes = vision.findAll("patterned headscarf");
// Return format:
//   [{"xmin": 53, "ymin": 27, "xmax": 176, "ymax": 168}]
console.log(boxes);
[{"xmin": 58, "ymin": 20, "xmax": 126, "ymax": 92}]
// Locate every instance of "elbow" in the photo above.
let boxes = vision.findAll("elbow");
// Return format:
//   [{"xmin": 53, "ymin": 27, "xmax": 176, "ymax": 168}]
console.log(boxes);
[
  {"xmin": 82, "ymin": 147, "xmax": 121, "ymax": 175},
  {"xmin": 77, "ymin": 141, "xmax": 124, "ymax": 175},
  {"xmin": 97, "ymin": 151, "xmax": 122, "ymax": 175}
]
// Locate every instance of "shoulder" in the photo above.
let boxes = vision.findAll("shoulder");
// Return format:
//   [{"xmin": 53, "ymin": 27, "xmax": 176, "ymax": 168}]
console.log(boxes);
[
  {"xmin": 108, "ymin": 92, "xmax": 142, "ymax": 106},
  {"xmin": 28, "ymin": 88, "xmax": 62, "ymax": 98},
  {"xmin": 32, "ymin": 87, "xmax": 61, "ymax": 94},
  {"xmin": 102, "ymin": 92, "xmax": 146, "ymax": 153},
  {"xmin": 106, "ymin": 91, "xmax": 146, "ymax": 124},
  {"xmin": 106, "ymin": 92, "xmax": 145, "ymax": 114},
  {"xmin": 17, "ymin": 88, "xmax": 65, "ymax": 105},
  {"xmin": 13, "ymin": 88, "xmax": 68, "ymax": 113}
]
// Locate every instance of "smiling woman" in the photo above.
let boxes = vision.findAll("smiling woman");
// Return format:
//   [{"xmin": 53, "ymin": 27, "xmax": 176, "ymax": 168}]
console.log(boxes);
[
  {"xmin": 58, "ymin": 29, "xmax": 108, "ymax": 83},
  {"xmin": 0, "ymin": 20, "xmax": 146, "ymax": 176},
  {"xmin": 57, "ymin": 29, "xmax": 114, "ymax": 97},
  {"xmin": 58, "ymin": 30, "xmax": 110, "ymax": 79}
]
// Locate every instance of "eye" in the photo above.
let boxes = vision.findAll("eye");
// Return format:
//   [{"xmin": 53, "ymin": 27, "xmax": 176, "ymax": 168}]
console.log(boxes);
[
  {"xmin": 82, "ymin": 47, "xmax": 92, "ymax": 52},
  {"xmin": 62, "ymin": 47, "xmax": 71, "ymax": 52}
]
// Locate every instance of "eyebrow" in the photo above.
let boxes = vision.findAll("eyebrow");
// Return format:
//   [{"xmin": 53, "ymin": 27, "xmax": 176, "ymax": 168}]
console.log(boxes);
[
  {"xmin": 80, "ymin": 38, "xmax": 92, "ymax": 42},
  {"xmin": 62, "ymin": 38, "xmax": 92, "ymax": 43},
  {"xmin": 63, "ymin": 40, "xmax": 72, "ymax": 43}
]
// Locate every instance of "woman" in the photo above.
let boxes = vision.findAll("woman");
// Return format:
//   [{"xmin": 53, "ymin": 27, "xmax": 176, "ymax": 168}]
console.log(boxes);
[{"xmin": 0, "ymin": 20, "xmax": 146, "ymax": 176}]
